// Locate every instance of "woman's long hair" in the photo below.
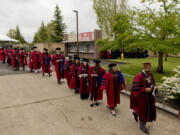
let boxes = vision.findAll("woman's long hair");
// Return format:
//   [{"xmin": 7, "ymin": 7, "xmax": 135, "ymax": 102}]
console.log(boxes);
[
  {"xmin": 109, "ymin": 67, "xmax": 113, "ymax": 74},
  {"xmin": 95, "ymin": 63, "xmax": 100, "ymax": 73}
]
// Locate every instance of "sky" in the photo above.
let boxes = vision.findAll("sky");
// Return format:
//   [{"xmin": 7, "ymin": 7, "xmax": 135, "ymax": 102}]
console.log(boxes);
[{"xmin": 0, "ymin": 0, "xmax": 144, "ymax": 42}]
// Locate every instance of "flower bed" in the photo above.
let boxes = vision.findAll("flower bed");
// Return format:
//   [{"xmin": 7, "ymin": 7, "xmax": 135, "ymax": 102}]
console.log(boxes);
[{"xmin": 158, "ymin": 66, "xmax": 180, "ymax": 109}]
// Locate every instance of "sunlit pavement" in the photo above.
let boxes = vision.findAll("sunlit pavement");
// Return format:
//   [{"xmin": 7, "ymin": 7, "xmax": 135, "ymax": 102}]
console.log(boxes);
[{"xmin": 0, "ymin": 71, "xmax": 179, "ymax": 135}]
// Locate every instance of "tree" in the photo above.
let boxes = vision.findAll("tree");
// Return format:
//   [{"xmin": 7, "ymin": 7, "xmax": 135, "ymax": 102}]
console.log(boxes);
[
  {"xmin": 32, "ymin": 4, "xmax": 66, "ymax": 43},
  {"xmin": 97, "ymin": 12, "xmax": 134, "ymax": 51},
  {"xmin": 92, "ymin": 0, "xmax": 129, "ymax": 37},
  {"xmin": 38, "ymin": 22, "xmax": 48, "ymax": 43},
  {"xmin": 127, "ymin": 0, "xmax": 180, "ymax": 73},
  {"xmin": 32, "ymin": 32, "xmax": 40, "ymax": 43},
  {"xmin": 46, "ymin": 21, "xmax": 56, "ymax": 42},
  {"xmin": 7, "ymin": 29, "xmax": 16, "ymax": 39},
  {"xmin": 33, "ymin": 22, "xmax": 49, "ymax": 43},
  {"xmin": 7, "ymin": 26, "xmax": 26, "ymax": 44},
  {"xmin": 51, "ymin": 4, "xmax": 66, "ymax": 42},
  {"xmin": 15, "ymin": 26, "xmax": 22, "ymax": 41},
  {"xmin": 15, "ymin": 25, "xmax": 26, "ymax": 44},
  {"xmin": 97, "ymin": 0, "xmax": 180, "ymax": 74}
]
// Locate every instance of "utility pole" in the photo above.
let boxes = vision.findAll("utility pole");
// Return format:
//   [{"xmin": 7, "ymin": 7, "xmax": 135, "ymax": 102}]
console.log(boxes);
[{"xmin": 72, "ymin": 10, "xmax": 79, "ymax": 57}]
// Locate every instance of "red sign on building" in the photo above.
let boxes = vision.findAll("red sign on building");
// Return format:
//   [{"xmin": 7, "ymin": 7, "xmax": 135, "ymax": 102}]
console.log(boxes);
[{"xmin": 81, "ymin": 32, "xmax": 92, "ymax": 41}]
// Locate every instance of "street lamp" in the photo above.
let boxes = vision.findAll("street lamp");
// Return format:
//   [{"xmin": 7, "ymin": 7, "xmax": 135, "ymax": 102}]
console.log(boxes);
[{"xmin": 72, "ymin": 10, "xmax": 79, "ymax": 57}]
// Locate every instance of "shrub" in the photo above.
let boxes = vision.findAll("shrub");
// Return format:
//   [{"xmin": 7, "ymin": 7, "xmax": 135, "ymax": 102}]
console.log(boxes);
[{"xmin": 159, "ymin": 66, "xmax": 180, "ymax": 100}]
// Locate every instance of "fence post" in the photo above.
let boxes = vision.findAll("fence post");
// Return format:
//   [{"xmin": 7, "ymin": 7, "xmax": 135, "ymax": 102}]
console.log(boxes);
[
  {"xmin": 162, "ymin": 85, "xmax": 166, "ymax": 111},
  {"xmin": 126, "ymin": 75, "xmax": 128, "ymax": 94}
]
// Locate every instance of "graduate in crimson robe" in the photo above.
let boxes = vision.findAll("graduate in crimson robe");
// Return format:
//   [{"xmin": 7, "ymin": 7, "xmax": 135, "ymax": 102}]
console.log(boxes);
[
  {"xmin": 101, "ymin": 63, "xmax": 126, "ymax": 116},
  {"xmin": 12, "ymin": 48, "xmax": 20, "ymax": 71},
  {"xmin": 69, "ymin": 56, "xmax": 81, "ymax": 94},
  {"xmin": 41, "ymin": 48, "xmax": 52, "ymax": 76},
  {"xmin": 99, "ymin": 51, "xmax": 105, "ymax": 59},
  {"xmin": 0, "ymin": 48, "xmax": 1, "ymax": 56},
  {"xmin": 89, "ymin": 60, "xmax": 106, "ymax": 107},
  {"xmin": 30, "ymin": 47, "xmax": 42, "ymax": 74},
  {"xmin": 29, "ymin": 48, "xmax": 34, "ymax": 72},
  {"xmin": 79, "ymin": 58, "xmax": 91, "ymax": 100},
  {"xmin": 64, "ymin": 56, "xmax": 73, "ymax": 87},
  {"xmin": 19, "ymin": 48, "xmax": 27, "ymax": 71},
  {"xmin": 107, "ymin": 50, "xmax": 112, "ymax": 59},
  {"xmin": 130, "ymin": 63, "xmax": 156, "ymax": 134},
  {"xmin": 0, "ymin": 48, "xmax": 2, "ymax": 62},
  {"xmin": 52, "ymin": 48, "xmax": 65, "ymax": 84},
  {"xmin": 6, "ymin": 46, "xmax": 13, "ymax": 66},
  {"xmin": 0, "ymin": 47, "xmax": 6, "ymax": 64}
]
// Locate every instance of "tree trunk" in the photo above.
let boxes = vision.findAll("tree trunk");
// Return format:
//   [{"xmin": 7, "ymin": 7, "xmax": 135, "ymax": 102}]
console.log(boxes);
[
  {"xmin": 157, "ymin": 52, "xmax": 164, "ymax": 73},
  {"xmin": 165, "ymin": 53, "xmax": 168, "ymax": 61}
]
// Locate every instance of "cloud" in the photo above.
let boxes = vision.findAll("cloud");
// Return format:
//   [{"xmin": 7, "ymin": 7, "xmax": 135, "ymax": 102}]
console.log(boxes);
[
  {"xmin": 0, "ymin": 0, "xmax": 144, "ymax": 42},
  {"xmin": 0, "ymin": 0, "xmax": 99, "ymax": 42}
]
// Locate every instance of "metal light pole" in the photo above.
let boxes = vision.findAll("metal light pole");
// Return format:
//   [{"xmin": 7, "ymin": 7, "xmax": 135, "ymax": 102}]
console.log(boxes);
[{"xmin": 72, "ymin": 10, "xmax": 79, "ymax": 57}]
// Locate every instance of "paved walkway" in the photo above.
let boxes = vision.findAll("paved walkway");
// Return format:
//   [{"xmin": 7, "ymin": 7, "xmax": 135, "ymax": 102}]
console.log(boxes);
[
  {"xmin": 0, "ymin": 62, "xmax": 29, "ymax": 76},
  {"xmin": 0, "ymin": 72, "xmax": 179, "ymax": 135}
]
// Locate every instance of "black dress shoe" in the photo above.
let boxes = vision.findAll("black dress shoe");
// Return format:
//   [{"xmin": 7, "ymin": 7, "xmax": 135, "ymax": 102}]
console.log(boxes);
[
  {"xmin": 75, "ymin": 89, "xmax": 79, "ymax": 94},
  {"xmin": 140, "ymin": 121, "xmax": 149, "ymax": 134},
  {"xmin": 90, "ymin": 104, "xmax": 94, "ymax": 107},
  {"xmin": 58, "ymin": 80, "xmax": 60, "ymax": 84},
  {"xmin": 140, "ymin": 127, "xmax": 149, "ymax": 134},
  {"xmin": 133, "ymin": 112, "xmax": 138, "ymax": 122},
  {"xmin": 95, "ymin": 103, "xmax": 99, "ymax": 106}
]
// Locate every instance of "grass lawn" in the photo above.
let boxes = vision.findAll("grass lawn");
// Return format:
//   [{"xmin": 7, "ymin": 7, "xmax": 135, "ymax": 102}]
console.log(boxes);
[{"xmin": 105, "ymin": 57, "xmax": 180, "ymax": 84}]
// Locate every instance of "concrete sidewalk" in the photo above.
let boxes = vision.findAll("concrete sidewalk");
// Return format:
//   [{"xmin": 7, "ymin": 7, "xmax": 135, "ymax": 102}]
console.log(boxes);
[
  {"xmin": 0, "ymin": 62, "xmax": 30, "ymax": 76},
  {"xmin": 0, "ymin": 73, "xmax": 179, "ymax": 135}
]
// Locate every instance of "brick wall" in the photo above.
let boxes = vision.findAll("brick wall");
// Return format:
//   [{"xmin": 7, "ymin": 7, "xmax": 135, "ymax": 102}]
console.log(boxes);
[
  {"xmin": 94, "ymin": 30, "xmax": 102, "ymax": 40},
  {"xmin": 67, "ymin": 52, "xmax": 95, "ymax": 59},
  {"xmin": 34, "ymin": 43, "xmax": 65, "ymax": 53},
  {"xmin": 94, "ymin": 30, "xmax": 102, "ymax": 59},
  {"xmin": 64, "ymin": 34, "xmax": 68, "ymax": 41}
]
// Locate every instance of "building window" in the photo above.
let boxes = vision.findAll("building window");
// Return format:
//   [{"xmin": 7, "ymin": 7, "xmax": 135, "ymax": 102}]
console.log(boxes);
[{"xmin": 89, "ymin": 44, "xmax": 94, "ymax": 53}]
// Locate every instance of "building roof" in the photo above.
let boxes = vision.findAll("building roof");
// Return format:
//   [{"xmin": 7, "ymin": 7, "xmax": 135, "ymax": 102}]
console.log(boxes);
[
  {"xmin": 63, "ymin": 40, "xmax": 94, "ymax": 44},
  {"xmin": 0, "ymin": 34, "xmax": 18, "ymax": 42}
]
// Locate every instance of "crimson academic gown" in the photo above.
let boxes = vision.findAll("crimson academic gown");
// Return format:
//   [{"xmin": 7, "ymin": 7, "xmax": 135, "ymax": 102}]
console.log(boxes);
[
  {"xmin": 41, "ymin": 53, "xmax": 52, "ymax": 74},
  {"xmin": 29, "ymin": 51, "xmax": 33, "ymax": 70},
  {"xmin": 6, "ymin": 49, "xmax": 13, "ymax": 65},
  {"xmin": 0, "ymin": 49, "xmax": 1, "ymax": 61},
  {"xmin": 101, "ymin": 71, "xmax": 126, "ymax": 109},
  {"xmin": 130, "ymin": 72, "xmax": 156, "ymax": 122},
  {"xmin": 64, "ymin": 61, "xmax": 73, "ymax": 87},
  {"xmin": 0, "ymin": 49, "xmax": 6, "ymax": 63},
  {"xmin": 79, "ymin": 65, "xmax": 91, "ymax": 99},
  {"xmin": 19, "ymin": 51, "xmax": 28, "ymax": 67},
  {"xmin": 30, "ymin": 51, "xmax": 42, "ymax": 70},
  {"xmin": 12, "ymin": 52, "xmax": 20, "ymax": 69},
  {"xmin": 89, "ymin": 67, "xmax": 106, "ymax": 101},
  {"xmin": 69, "ymin": 63, "xmax": 81, "ymax": 89},
  {"xmin": 52, "ymin": 53, "xmax": 65, "ymax": 81},
  {"xmin": 100, "ymin": 51, "xmax": 105, "ymax": 59},
  {"xmin": 107, "ymin": 51, "xmax": 112, "ymax": 59}
]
